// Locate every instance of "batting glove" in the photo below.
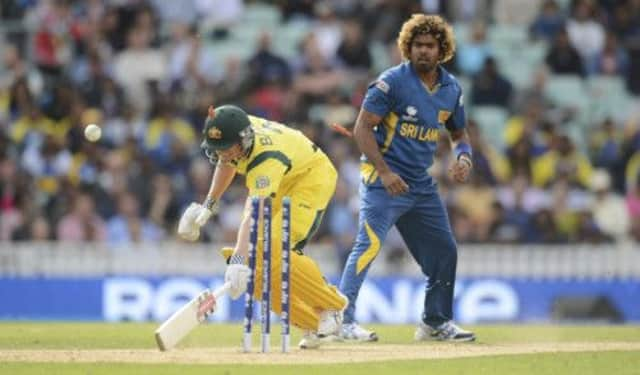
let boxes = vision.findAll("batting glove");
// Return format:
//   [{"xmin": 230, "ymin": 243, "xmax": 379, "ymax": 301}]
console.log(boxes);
[
  {"xmin": 177, "ymin": 198, "xmax": 219, "ymax": 241},
  {"xmin": 225, "ymin": 255, "xmax": 250, "ymax": 300},
  {"xmin": 177, "ymin": 203, "xmax": 203, "ymax": 241}
]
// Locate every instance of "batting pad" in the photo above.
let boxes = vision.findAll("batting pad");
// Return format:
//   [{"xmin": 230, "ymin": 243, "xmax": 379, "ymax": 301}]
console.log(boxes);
[
  {"xmin": 223, "ymin": 245, "xmax": 345, "ymax": 331},
  {"xmin": 289, "ymin": 252, "xmax": 348, "ymax": 313}
]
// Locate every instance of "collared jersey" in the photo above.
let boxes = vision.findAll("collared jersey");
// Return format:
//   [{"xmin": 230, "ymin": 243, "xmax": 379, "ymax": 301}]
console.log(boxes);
[
  {"xmin": 233, "ymin": 115, "xmax": 326, "ymax": 197},
  {"xmin": 362, "ymin": 62, "xmax": 466, "ymax": 190}
]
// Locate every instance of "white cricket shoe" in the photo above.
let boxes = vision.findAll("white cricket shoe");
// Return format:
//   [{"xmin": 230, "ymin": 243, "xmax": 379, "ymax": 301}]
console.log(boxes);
[
  {"xmin": 298, "ymin": 331, "xmax": 321, "ymax": 349},
  {"xmin": 415, "ymin": 321, "xmax": 475, "ymax": 342},
  {"xmin": 341, "ymin": 323, "xmax": 379, "ymax": 342},
  {"xmin": 318, "ymin": 309, "xmax": 343, "ymax": 338}
]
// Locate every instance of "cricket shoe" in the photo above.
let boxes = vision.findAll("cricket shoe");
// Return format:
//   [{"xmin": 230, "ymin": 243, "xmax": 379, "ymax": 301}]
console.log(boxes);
[
  {"xmin": 415, "ymin": 321, "xmax": 475, "ymax": 342},
  {"xmin": 317, "ymin": 289, "xmax": 348, "ymax": 339},
  {"xmin": 298, "ymin": 328, "xmax": 343, "ymax": 349},
  {"xmin": 298, "ymin": 331, "xmax": 322, "ymax": 349},
  {"xmin": 317, "ymin": 309, "xmax": 343, "ymax": 338},
  {"xmin": 341, "ymin": 323, "xmax": 379, "ymax": 342}
]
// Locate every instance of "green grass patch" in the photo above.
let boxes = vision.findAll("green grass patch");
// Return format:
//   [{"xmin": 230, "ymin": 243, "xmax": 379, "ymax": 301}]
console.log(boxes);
[
  {"xmin": 1, "ymin": 323, "xmax": 639, "ymax": 375},
  {"xmin": 1, "ymin": 351, "xmax": 639, "ymax": 375},
  {"xmin": 0, "ymin": 323, "xmax": 639, "ymax": 349}
]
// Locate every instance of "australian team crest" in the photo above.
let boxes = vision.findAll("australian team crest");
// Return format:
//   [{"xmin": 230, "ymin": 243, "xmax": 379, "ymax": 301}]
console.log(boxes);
[
  {"xmin": 256, "ymin": 175, "xmax": 270, "ymax": 189},
  {"xmin": 208, "ymin": 127, "xmax": 222, "ymax": 139}
]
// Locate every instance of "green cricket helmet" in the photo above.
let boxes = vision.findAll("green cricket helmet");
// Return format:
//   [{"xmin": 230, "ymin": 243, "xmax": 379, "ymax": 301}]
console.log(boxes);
[{"xmin": 201, "ymin": 105, "xmax": 254, "ymax": 163}]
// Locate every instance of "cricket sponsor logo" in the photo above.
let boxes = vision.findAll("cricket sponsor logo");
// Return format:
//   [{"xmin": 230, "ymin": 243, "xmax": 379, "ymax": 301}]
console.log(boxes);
[
  {"xmin": 103, "ymin": 278, "xmax": 232, "ymax": 322},
  {"xmin": 101, "ymin": 277, "xmax": 520, "ymax": 324},
  {"xmin": 2, "ymin": 277, "xmax": 638, "ymax": 322},
  {"xmin": 401, "ymin": 106, "xmax": 418, "ymax": 122}
]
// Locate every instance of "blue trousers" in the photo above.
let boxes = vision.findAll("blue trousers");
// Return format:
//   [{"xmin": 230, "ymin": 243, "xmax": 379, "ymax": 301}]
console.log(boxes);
[{"xmin": 339, "ymin": 184, "xmax": 458, "ymax": 328}]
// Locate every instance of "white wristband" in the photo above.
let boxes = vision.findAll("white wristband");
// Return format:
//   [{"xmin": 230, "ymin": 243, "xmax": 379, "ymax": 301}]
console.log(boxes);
[{"xmin": 229, "ymin": 254, "xmax": 246, "ymax": 265}]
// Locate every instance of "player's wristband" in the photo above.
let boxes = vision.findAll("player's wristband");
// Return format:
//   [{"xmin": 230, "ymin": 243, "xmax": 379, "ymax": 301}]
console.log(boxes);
[
  {"xmin": 458, "ymin": 154, "xmax": 473, "ymax": 169},
  {"xmin": 203, "ymin": 197, "xmax": 218, "ymax": 212},
  {"xmin": 454, "ymin": 142, "xmax": 472, "ymax": 161},
  {"xmin": 229, "ymin": 254, "xmax": 246, "ymax": 265}
]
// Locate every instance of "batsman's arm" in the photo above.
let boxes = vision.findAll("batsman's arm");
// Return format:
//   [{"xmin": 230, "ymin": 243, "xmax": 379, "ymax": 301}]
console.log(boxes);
[
  {"xmin": 178, "ymin": 161, "xmax": 238, "ymax": 240},
  {"xmin": 204, "ymin": 161, "xmax": 237, "ymax": 205},
  {"xmin": 231, "ymin": 163, "xmax": 286, "ymax": 261},
  {"xmin": 232, "ymin": 198, "xmax": 253, "ymax": 260}
]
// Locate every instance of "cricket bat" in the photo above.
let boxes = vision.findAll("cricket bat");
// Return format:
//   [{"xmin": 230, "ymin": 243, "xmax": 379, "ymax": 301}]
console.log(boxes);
[{"xmin": 155, "ymin": 282, "xmax": 231, "ymax": 351}]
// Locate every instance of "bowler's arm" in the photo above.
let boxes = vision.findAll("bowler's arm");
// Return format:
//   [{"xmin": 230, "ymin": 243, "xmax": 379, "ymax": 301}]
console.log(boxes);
[
  {"xmin": 447, "ymin": 128, "xmax": 473, "ymax": 183},
  {"xmin": 354, "ymin": 108, "xmax": 409, "ymax": 194},
  {"xmin": 448, "ymin": 128, "xmax": 471, "ymax": 156},
  {"xmin": 353, "ymin": 109, "xmax": 391, "ymax": 175}
]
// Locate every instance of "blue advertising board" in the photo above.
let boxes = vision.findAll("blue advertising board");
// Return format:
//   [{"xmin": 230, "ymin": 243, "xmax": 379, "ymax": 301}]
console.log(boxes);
[{"xmin": 0, "ymin": 276, "xmax": 638, "ymax": 323}]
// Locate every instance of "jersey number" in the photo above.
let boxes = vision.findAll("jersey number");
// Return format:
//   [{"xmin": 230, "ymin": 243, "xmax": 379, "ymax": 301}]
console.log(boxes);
[
  {"xmin": 259, "ymin": 135, "xmax": 273, "ymax": 146},
  {"xmin": 261, "ymin": 121, "xmax": 283, "ymax": 134}
]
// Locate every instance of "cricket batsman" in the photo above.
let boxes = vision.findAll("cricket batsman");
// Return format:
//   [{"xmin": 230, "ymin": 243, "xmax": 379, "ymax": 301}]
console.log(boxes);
[
  {"xmin": 338, "ymin": 14, "xmax": 475, "ymax": 342},
  {"xmin": 177, "ymin": 105, "xmax": 347, "ymax": 349}
]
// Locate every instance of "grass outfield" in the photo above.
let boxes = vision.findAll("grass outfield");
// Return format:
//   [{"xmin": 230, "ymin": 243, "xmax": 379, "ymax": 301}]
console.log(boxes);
[{"xmin": 0, "ymin": 323, "xmax": 639, "ymax": 374}]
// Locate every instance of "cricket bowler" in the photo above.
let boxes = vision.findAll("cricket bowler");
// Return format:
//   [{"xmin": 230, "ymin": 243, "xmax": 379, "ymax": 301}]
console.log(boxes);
[{"xmin": 338, "ymin": 14, "xmax": 476, "ymax": 342}]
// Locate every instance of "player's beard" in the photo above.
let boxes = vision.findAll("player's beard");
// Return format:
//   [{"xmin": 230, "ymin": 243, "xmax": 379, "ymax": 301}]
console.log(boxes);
[{"xmin": 413, "ymin": 58, "xmax": 437, "ymax": 73}]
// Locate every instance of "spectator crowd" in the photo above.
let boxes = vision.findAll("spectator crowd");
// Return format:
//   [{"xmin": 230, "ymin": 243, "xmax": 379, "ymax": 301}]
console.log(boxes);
[{"xmin": 1, "ymin": 0, "xmax": 640, "ymax": 260}]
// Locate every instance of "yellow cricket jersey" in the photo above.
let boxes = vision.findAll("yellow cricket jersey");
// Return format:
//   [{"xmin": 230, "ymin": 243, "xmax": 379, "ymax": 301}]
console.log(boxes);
[{"xmin": 233, "ymin": 116, "xmax": 327, "ymax": 197}]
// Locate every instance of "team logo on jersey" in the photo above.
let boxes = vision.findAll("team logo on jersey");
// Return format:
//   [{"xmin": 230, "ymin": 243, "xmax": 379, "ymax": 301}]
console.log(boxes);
[
  {"xmin": 375, "ymin": 80, "xmax": 390, "ymax": 94},
  {"xmin": 402, "ymin": 105, "xmax": 418, "ymax": 122},
  {"xmin": 255, "ymin": 176, "xmax": 270, "ymax": 189},
  {"xmin": 208, "ymin": 127, "xmax": 222, "ymax": 139},
  {"xmin": 438, "ymin": 110, "xmax": 452, "ymax": 125}
]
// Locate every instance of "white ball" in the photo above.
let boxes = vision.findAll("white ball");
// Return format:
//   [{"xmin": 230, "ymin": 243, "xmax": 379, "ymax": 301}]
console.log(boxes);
[{"xmin": 84, "ymin": 123, "xmax": 102, "ymax": 142}]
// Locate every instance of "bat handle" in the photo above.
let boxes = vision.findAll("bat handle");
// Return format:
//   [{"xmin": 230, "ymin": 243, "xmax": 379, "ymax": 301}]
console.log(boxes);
[{"xmin": 214, "ymin": 282, "xmax": 232, "ymax": 299}]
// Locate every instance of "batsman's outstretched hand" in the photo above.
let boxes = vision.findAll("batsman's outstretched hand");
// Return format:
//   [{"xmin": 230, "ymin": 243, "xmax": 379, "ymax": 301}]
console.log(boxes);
[
  {"xmin": 194, "ymin": 205, "xmax": 213, "ymax": 227},
  {"xmin": 449, "ymin": 155, "xmax": 472, "ymax": 183},
  {"xmin": 380, "ymin": 170, "xmax": 409, "ymax": 195},
  {"xmin": 225, "ymin": 263, "xmax": 251, "ymax": 300},
  {"xmin": 177, "ymin": 202, "xmax": 212, "ymax": 241}
]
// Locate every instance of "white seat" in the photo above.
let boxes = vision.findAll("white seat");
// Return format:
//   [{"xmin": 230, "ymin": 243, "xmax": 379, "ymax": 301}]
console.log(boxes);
[
  {"xmin": 544, "ymin": 75, "xmax": 590, "ymax": 114},
  {"xmin": 587, "ymin": 76, "xmax": 632, "ymax": 123},
  {"xmin": 243, "ymin": 3, "xmax": 281, "ymax": 26},
  {"xmin": 470, "ymin": 106, "xmax": 509, "ymax": 150}
]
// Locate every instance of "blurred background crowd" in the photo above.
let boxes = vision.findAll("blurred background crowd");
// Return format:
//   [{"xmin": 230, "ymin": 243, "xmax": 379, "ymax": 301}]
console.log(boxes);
[{"xmin": 1, "ymin": 0, "xmax": 640, "ymax": 262}]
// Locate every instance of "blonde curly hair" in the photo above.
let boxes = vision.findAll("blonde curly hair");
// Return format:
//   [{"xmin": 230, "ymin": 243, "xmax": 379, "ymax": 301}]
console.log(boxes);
[{"xmin": 396, "ymin": 14, "xmax": 456, "ymax": 63}]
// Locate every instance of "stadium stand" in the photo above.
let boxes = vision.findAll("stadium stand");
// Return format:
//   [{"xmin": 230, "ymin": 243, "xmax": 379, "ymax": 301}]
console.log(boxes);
[{"xmin": 1, "ymin": 0, "xmax": 639, "ymax": 250}]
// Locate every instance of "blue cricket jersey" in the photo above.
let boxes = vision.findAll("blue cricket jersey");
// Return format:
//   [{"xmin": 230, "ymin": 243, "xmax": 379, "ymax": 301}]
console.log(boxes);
[{"xmin": 361, "ymin": 62, "xmax": 466, "ymax": 191}]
